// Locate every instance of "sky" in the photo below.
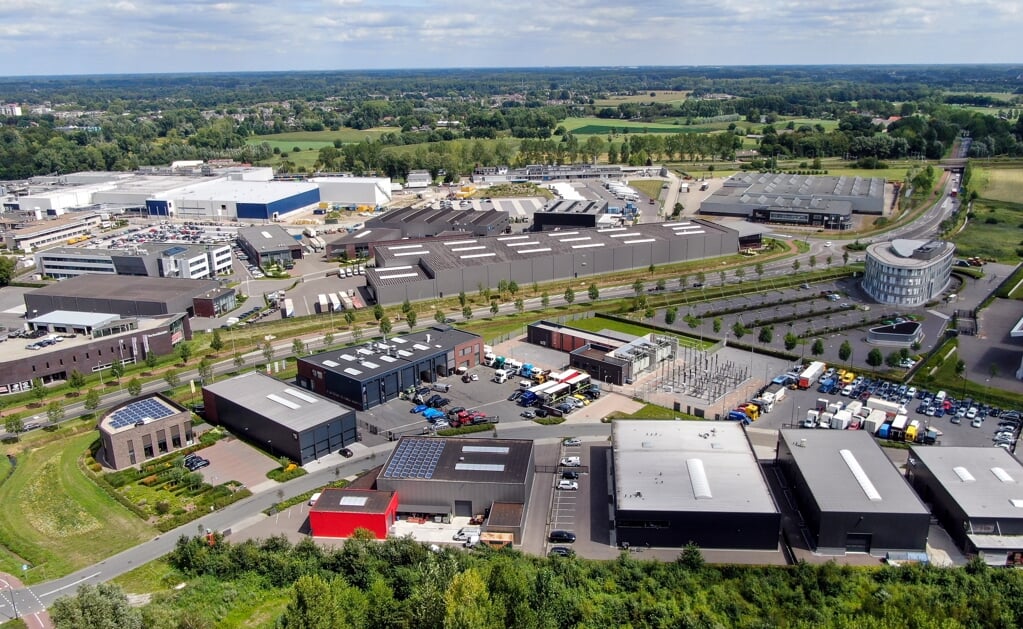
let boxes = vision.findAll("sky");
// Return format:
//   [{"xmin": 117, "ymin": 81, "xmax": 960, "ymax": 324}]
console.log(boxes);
[{"xmin": 1, "ymin": 0, "xmax": 1021, "ymax": 76}]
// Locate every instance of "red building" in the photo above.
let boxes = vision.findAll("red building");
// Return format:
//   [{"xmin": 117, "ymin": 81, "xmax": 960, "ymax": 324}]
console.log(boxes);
[{"xmin": 309, "ymin": 488, "xmax": 398, "ymax": 539}]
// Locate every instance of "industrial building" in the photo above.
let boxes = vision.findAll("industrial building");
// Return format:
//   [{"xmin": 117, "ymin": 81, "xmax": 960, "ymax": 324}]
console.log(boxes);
[
  {"xmin": 310, "ymin": 176, "xmax": 392, "ymax": 207},
  {"xmin": 906, "ymin": 446, "xmax": 1023, "ymax": 565},
  {"xmin": 527, "ymin": 319, "xmax": 677, "ymax": 386},
  {"xmin": 309, "ymin": 489, "xmax": 398, "ymax": 539},
  {"xmin": 24, "ymin": 275, "xmax": 231, "ymax": 319},
  {"xmin": 98, "ymin": 394, "xmax": 194, "ymax": 469},
  {"xmin": 35, "ymin": 242, "xmax": 233, "ymax": 280},
  {"xmin": 776, "ymin": 430, "xmax": 930, "ymax": 555},
  {"xmin": 470, "ymin": 163, "xmax": 624, "ymax": 184},
  {"xmin": 531, "ymin": 199, "xmax": 616, "ymax": 231},
  {"xmin": 699, "ymin": 173, "xmax": 886, "ymax": 229},
  {"xmin": 296, "ymin": 325, "xmax": 483, "ymax": 411},
  {"xmin": 862, "ymin": 239, "xmax": 955, "ymax": 307},
  {"xmin": 146, "ymin": 179, "xmax": 320, "ymax": 221},
  {"xmin": 0, "ymin": 311, "xmax": 189, "ymax": 395},
  {"xmin": 236, "ymin": 225, "xmax": 304, "ymax": 267},
  {"xmin": 362, "ymin": 205, "xmax": 510, "ymax": 239},
  {"xmin": 2, "ymin": 213, "xmax": 104, "ymax": 252},
  {"xmin": 378, "ymin": 436, "xmax": 533, "ymax": 527},
  {"xmin": 202, "ymin": 371, "xmax": 359, "ymax": 465},
  {"xmin": 405, "ymin": 170, "xmax": 433, "ymax": 189},
  {"xmin": 365, "ymin": 220, "xmax": 738, "ymax": 306},
  {"xmin": 612, "ymin": 420, "xmax": 780, "ymax": 550}
]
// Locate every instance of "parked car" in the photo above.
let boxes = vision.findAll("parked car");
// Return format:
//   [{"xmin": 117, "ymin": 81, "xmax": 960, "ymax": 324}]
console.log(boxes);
[
  {"xmin": 339, "ymin": 448, "xmax": 354, "ymax": 458},
  {"xmin": 557, "ymin": 480, "xmax": 579, "ymax": 490},
  {"xmin": 520, "ymin": 410, "xmax": 536, "ymax": 419},
  {"xmin": 429, "ymin": 397, "xmax": 450, "ymax": 408},
  {"xmin": 411, "ymin": 404, "xmax": 429, "ymax": 414},
  {"xmin": 423, "ymin": 408, "xmax": 446, "ymax": 421},
  {"xmin": 560, "ymin": 456, "xmax": 581, "ymax": 467},
  {"xmin": 563, "ymin": 438, "xmax": 581, "ymax": 446},
  {"xmin": 508, "ymin": 390, "xmax": 524, "ymax": 401},
  {"xmin": 549, "ymin": 530, "xmax": 577, "ymax": 543},
  {"xmin": 561, "ymin": 470, "xmax": 580, "ymax": 480},
  {"xmin": 971, "ymin": 418, "xmax": 984, "ymax": 428},
  {"xmin": 548, "ymin": 546, "xmax": 575, "ymax": 557}
]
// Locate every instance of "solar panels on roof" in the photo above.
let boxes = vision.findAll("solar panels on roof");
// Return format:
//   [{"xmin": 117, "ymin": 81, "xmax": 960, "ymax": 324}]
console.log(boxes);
[
  {"xmin": 109, "ymin": 398, "xmax": 176, "ymax": 430},
  {"xmin": 382, "ymin": 439, "xmax": 445, "ymax": 479},
  {"xmin": 162, "ymin": 245, "xmax": 188, "ymax": 256}
]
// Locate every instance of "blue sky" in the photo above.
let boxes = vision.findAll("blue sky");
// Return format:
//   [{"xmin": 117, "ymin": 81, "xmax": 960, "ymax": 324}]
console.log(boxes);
[{"xmin": 2, "ymin": 0, "xmax": 1021, "ymax": 75}]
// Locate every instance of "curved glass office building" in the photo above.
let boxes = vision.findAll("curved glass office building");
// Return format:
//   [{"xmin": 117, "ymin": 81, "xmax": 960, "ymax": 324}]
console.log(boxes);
[{"xmin": 862, "ymin": 239, "xmax": 955, "ymax": 307}]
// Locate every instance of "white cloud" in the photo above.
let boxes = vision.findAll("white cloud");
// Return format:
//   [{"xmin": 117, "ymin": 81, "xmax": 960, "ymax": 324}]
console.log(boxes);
[{"xmin": 0, "ymin": 0, "xmax": 1020, "ymax": 74}]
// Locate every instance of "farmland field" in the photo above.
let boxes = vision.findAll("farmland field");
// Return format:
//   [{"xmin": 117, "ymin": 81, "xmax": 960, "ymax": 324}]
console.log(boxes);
[
  {"xmin": 561, "ymin": 117, "xmax": 712, "ymax": 135},
  {"xmin": 594, "ymin": 91, "xmax": 690, "ymax": 106},
  {"xmin": 247, "ymin": 127, "xmax": 391, "ymax": 150},
  {"xmin": 0, "ymin": 432, "xmax": 155, "ymax": 583},
  {"xmin": 974, "ymin": 167, "xmax": 1023, "ymax": 204}
]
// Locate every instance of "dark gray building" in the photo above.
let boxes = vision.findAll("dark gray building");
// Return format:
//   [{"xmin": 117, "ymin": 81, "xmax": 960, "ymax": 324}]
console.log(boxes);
[
  {"xmin": 700, "ymin": 173, "xmax": 886, "ymax": 229},
  {"xmin": 364, "ymin": 206, "xmax": 509, "ymax": 238},
  {"xmin": 296, "ymin": 325, "xmax": 484, "ymax": 412},
  {"xmin": 375, "ymin": 436, "xmax": 534, "ymax": 526},
  {"xmin": 906, "ymin": 446, "xmax": 1023, "ymax": 565},
  {"xmin": 24, "ymin": 274, "xmax": 224, "ymax": 318},
  {"xmin": 612, "ymin": 420, "xmax": 780, "ymax": 550},
  {"xmin": 202, "ymin": 371, "xmax": 358, "ymax": 465},
  {"xmin": 777, "ymin": 430, "xmax": 930, "ymax": 555},
  {"xmin": 532, "ymin": 200, "xmax": 610, "ymax": 231},
  {"xmin": 237, "ymin": 225, "xmax": 303, "ymax": 266},
  {"xmin": 366, "ymin": 220, "xmax": 738, "ymax": 305}
]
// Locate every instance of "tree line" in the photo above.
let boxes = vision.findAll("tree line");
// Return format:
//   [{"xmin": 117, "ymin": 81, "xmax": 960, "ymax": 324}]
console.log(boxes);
[{"xmin": 50, "ymin": 532, "xmax": 1023, "ymax": 628}]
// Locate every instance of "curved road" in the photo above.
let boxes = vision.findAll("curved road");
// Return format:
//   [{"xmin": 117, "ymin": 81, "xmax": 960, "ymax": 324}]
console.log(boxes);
[{"xmin": 0, "ymin": 175, "xmax": 959, "ymax": 619}]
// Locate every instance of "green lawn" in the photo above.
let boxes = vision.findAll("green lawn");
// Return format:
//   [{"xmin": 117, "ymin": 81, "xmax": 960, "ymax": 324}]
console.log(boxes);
[
  {"xmin": 0, "ymin": 432, "xmax": 156, "ymax": 583},
  {"xmin": 594, "ymin": 91, "xmax": 690, "ymax": 106},
  {"xmin": 112, "ymin": 558, "xmax": 182, "ymax": 594},
  {"xmin": 569, "ymin": 317, "xmax": 711, "ymax": 350},
  {"xmin": 248, "ymin": 127, "xmax": 390, "ymax": 147},
  {"xmin": 561, "ymin": 117, "xmax": 713, "ymax": 135},
  {"xmin": 951, "ymin": 198, "xmax": 1023, "ymax": 262},
  {"xmin": 974, "ymin": 166, "xmax": 1023, "ymax": 204},
  {"xmin": 627, "ymin": 179, "xmax": 664, "ymax": 200}
]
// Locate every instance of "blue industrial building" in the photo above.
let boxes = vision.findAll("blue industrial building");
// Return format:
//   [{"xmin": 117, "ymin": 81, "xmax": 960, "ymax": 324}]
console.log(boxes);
[{"xmin": 146, "ymin": 181, "xmax": 319, "ymax": 220}]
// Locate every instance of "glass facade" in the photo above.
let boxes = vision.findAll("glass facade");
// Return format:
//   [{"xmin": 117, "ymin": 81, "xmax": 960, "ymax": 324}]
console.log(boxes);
[{"xmin": 862, "ymin": 241, "xmax": 954, "ymax": 307}]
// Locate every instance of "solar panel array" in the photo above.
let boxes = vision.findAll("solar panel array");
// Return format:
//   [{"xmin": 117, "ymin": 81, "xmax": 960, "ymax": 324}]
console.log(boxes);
[
  {"xmin": 382, "ymin": 439, "xmax": 445, "ymax": 479},
  {"xmin": 109, "ymin": 398, "xmax": 175, "ymax": 429}
]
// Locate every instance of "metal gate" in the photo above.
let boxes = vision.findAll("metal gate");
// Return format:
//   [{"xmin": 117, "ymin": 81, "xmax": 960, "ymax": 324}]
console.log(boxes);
[
  {"xmin": 454, "ymin": 500, "xmax": 472, "ymax": 517},
  {"xmin": 845, "ymin": 533, "xmax": 872, "ymax": 553}
]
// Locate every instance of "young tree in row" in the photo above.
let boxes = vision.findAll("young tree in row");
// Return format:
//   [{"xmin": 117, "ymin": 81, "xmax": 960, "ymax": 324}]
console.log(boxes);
[
  {"xmin": 84, "ymin": 388, "xmax": 100, "ymax": 412},
  {"xmin": 867, "ymin": 348, "xmax": 884, "ymax": 367},
  {"xmin": 514, "ymin": 298, "xmax": 524, "ymax": 314},
  {"xmin": 144, "ymin": 351, "xmax": 158, "ymax": 371},
  {"xmin": 197, "ymin": 358, "xmax": 214, "ymax": 384},
  {"xmin": 372, "ymin": 303, "xmax": 385, "ymax": 322},
  {"xmin": 68, "ymin": 369, "xmax": 86, "ymax": 396},
  {"xmin": 292, "ymin": 338, "xmax": 306, "ymax": 356},
  {"xmin": 209, "ymin": 328, "xmax": 225, "ymax": 353},
  {"xmin": 380, "ymin": 317, "xmax": 393, "ymax": 336},
  {"xmin": 564, "ymin": 287, "xmax": 575, "ymax": 305},
  {"xmin": 588, "ymin": 283, "xmax": 599, "ymax": 301},
  {"xmin": 461, "ymin": 305, "xmax": 473, "ymax": 320},
  {"xmin": 541, "ymin": 292, "xmax": 550, "ymax": 310},
  {"xmin": 165, "ymin": 369, "xmax": 180, "ymax": 388},
  {"xmin": 489, "ymin": 301, "xmax": 499, "ymax": 317},
  {"xmin": 839, "ymin": 340, "xmax": 852, "ymax": 362},
  {"xmin": 406, "ymin": 310, "xmax": 417, "ymax": 329},
  {"xmin": 434, "ymin": 309, "xmax": 446, "ymax": 324},
  {"xmin": 127, "ymin": 378, "xmax": 142, "ymax": 397},
  {"xmin": 811, "ymin": 339, "xmax": 825, "ymax": 356}
]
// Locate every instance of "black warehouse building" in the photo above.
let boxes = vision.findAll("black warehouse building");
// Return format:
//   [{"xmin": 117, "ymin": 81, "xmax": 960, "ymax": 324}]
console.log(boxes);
[
  {"xmin": 202, "ymin": 372, "xmax": 358, "ymax": 464},
  {"xmin": 612, "ymin": 420, "xmax": 780, "ymax": 550},
  {"xmin": 777, "ymin": 430, "xmax": 930, "ymax": 555},
  {"xmin": 297, "ymin": 326, "xmax": 484, "ymax": 411}
]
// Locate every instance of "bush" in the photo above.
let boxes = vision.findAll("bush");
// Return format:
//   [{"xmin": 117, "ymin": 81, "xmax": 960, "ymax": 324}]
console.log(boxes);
[
  {"xmin": 535, "ymin": 417, "xmax": 566, "ymax": 425},
  {"xmin": 155, "ymin": 500, "xmax": 172, "ymax": 515},
  {"xmin": 267, "ymin": 466, "xmax": 308, "ymax": 482},
  {"xmin": 437, "ymin": 423, "xmax": 495, "ymax": 436}
]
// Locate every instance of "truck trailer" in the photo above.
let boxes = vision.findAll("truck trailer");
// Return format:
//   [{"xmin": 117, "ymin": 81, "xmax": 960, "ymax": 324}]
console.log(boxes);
[{"xmin": 798, "ymin": 361, "xmax": 826, "ymax": 389}]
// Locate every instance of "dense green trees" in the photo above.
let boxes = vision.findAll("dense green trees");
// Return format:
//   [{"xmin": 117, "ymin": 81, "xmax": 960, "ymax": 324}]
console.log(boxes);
[{"xmin": 152, "ymin": 534, "xmax": 1023, "ymax": 629}]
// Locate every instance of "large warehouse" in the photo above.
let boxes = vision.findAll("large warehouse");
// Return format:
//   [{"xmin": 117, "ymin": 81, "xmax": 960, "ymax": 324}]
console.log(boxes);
[
  {"xmin": 366, "ymin": 220, "xmax": 738, "ymax": 305},
  {"xmin": 310, "ymin": 176, "xmax": 392, "ymax": 207},
  {"xmin": 202, "ymin": 371, "xmax": 358, "ymax": 464},
  {"xmin": 612, "ymin": 420, "xmax": 780, "ymax": 550},
  {"xmin": 296, "ymin": 325, "xmax": 484, "ymax": 411},
  {"xmin": 776, "ymin": 430, "xmax": 930, "ymax": 555},
  {"xmin": 363, "ymin": 206, "xmax": 510, "ymax": 239},
  {"xmin": 24, "ymin": 274, "xmax": 229, "ymax": 318},
  {"xmin": 906, "ymin": 446, "xmax": 1023, "ymax": 565},
  {"xmin": 532, "ymin": 200, "xmax": 615, "ymax": 231},
  {"xmin": 700, "ymin": 173, "xmax": 885, "ymax": 229},
  {"xmin": 862, "ymin": 239, "xmax": 955, "ymax": 307},
  {"xmin": 98, "ymin": 395, "xmax": 193, "ymax": 470},
  {"xmin": 377, "ymin": 436, "xmax": 534, "ymax": 523},
  {"xmin": 146, "ymin": 179, "xmax": 320, "ymax": 220}
]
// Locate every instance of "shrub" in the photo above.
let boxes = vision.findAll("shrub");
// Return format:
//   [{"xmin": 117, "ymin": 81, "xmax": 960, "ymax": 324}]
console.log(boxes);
[{"xmin": 156, "ymin": 500, "xmax": 172, "ymax": 515}]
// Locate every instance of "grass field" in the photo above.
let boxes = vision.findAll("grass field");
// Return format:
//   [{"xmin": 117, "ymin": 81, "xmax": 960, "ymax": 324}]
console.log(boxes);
[
  {"xmin": 0, "ymin": 432, "xmax": 155, "ymax": 583},
  {"xmin": 561, "ymin": 117, "xmax": 711, "ymax": 135},
  {"xmin": 627, "ymin": 179, "xmax": 664, "ymax": 200},
  {"xmin": 951, "ymin": 199, "xmax": 1023, "ymax": 262},
  {"xmin": 248, "ymin": 127, "xmax": 390, "ymax": 147},
  {"xmin": 568, "ymin": 317, "xmax": 711, "ymax": 350},
  {"xmin": 594, "ymin": 91, "xmax": 690, "ymax": 106},
  {"xmin": 974, "ymin": 167, "xmax": 1023, "ymax": 204}
]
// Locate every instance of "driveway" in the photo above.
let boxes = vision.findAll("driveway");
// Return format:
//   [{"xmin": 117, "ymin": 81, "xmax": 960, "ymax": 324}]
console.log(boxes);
[{"xmin": 197, "ymin": 437, "xmax": 279, "ymax": 493}]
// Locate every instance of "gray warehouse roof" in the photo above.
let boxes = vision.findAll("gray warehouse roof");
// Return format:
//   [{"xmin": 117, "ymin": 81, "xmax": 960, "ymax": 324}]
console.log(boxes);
[
  {"xmin": 613, "ymin": 420, "xmax": 777, "ymax": 514},
  {"xmin": 302, "ymin": 325, "xmax": 480, "ymax": 382},
  {"xmin": 27, "ymin": 274, "xmax": 220, "ymax": 302},
  {"xmin": 379, "ymin": 436, "xmax": 532, "ymax": 484},
  {"xmin": 368, "ymin": 206, "xmax": 508, "ymax": 230},
  {"xmin": 779, "ymin": 430, "xmax": 929, "ymax": 514},
  {"xmin": 909, "ymin": 446, "xmax": 1023, "ymax": 520},
  {"xmin": 202, "ymin": 371, "xmax": 353, "ymax": 432},
  {"xmin": 237, "ymin": 225, "xmax": 303, "ymax": 254},
  {"xmin": 373, "ymin": 220, "xmax": 733, "ymax": 272}
]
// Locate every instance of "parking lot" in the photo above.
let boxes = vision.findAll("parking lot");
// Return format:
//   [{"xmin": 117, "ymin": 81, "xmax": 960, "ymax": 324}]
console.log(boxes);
[{"xmin": 196, "ymin": 437, "xmax": 280, "ymax": 493}]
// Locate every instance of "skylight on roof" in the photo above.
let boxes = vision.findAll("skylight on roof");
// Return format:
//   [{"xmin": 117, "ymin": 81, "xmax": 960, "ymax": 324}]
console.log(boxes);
[
  {"xmin": 379, "ymin": 272, "xmax": 420, "ymax": 280},
  {"xmin": 623, "ymin": 238, "xmax": 656, "ymax": 244},
  {"xmin": 339, "ymin": 496, "xmax": 369, "ymax": 507},
  {"xmin": 388, "ymin": 244, "xmax": 426, "ymax": 250},
  {"xmin": 450, "ymin": 246, "xmax": 486, "ymax": 252},
  {"xmin": 992, "ymin": 467, "xmax": 1015, "ymax": 483},
  {"xmin": 571, "ymin": 243, "xmax": 602, "ymax": 249},
  {"xmin": 558, "ymin": 237, "xmax": 591, "ymax": 243},
  {"xmin": 518, "ymin": 248, "xmax": 552, "ymax": 254},
  {"xmin": 687, "ymin": 458, "xmax": 712, "ymax": 499},
  {"xmin": 284, "ymin": 388, "xmax": 317, "ymax": 404},
  {"xmin": 460, "ymin": 253, "xmax": 496, "ymax": 259},
  {"xmin": 267, "ymin": 394, "xmax": 300, "ymax": 410},
  {"xmin": 462, "ymin": 446, "xmax": 510, "ymax": 454},
  {"xmin": 953, "ymin": 466, "xmax": 976, "ymax": 482},
  {"xmin": 322, "ymin": 360, "xmax": 339, "ymax": 367},
  {"xmin": 343, "ymin": 367, "xmax": 362, "ymax": 376},
  {"xmin": 445, "ymin": 239, "xmax": 477, "ymax": 246},
  {"xmin": 506, "ymin": 241, "xmax": 540, "ymax": 247},
  {"xmin": 839, "ymin": 449, "xmax": 882, "ymax": 502},
  {"xmin": 455, "ymin": 463, "xmax": 506, "ymax": 472}
]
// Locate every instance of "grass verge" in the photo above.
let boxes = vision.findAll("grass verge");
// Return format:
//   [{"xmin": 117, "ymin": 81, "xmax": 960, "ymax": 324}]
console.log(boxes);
[
  {"xmin": 0, "ymin": 432, "xmax": 156, "ymax": 583},
  {"xmin": 951, "ymin": 198, "xmax": 1023, "ymax": 262}
]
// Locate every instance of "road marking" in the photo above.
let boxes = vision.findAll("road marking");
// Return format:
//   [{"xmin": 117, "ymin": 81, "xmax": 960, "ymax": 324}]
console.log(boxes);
[{"xmin": 40, "ymin": 572, "xmax": 101, "ymax": 598}]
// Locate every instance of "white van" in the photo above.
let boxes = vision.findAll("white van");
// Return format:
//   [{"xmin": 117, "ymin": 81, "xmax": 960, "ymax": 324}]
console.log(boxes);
[
  {"xmin": 308, "ymin": 492, "xmax": 322, "ymax": 506},
  {"xmin": 453, "ymin": 526, "xmax": 481, "ymax": 541}
]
